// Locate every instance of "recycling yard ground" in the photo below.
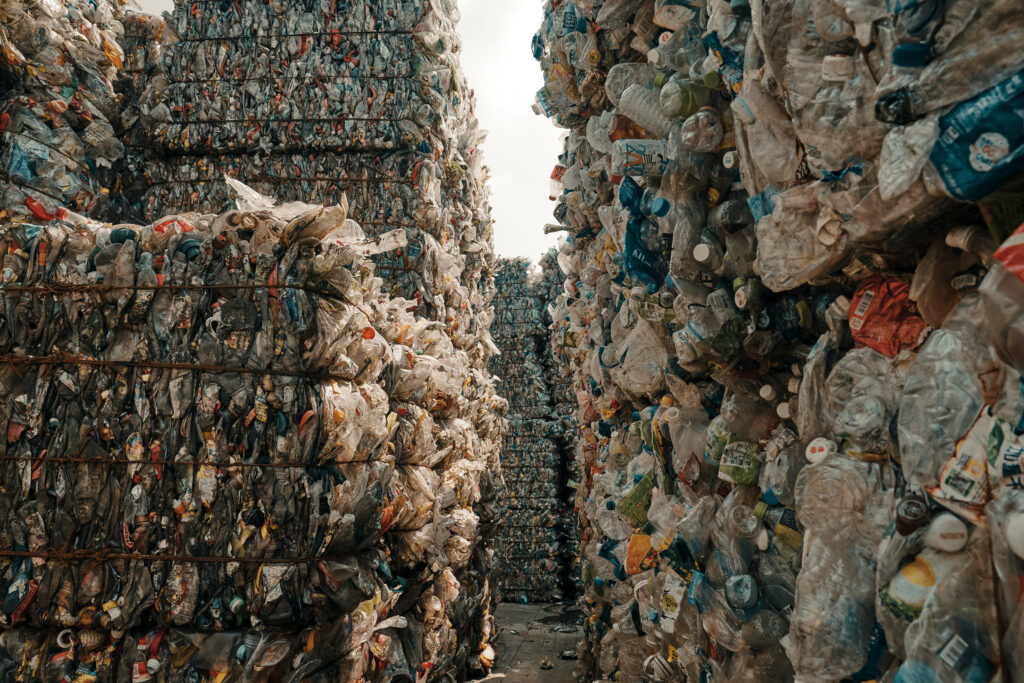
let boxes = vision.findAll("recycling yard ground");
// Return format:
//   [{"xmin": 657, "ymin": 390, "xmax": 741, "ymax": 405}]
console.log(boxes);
[{"xmin": 476, "ymin": 604, "xmax": 583, "ymax": 683}]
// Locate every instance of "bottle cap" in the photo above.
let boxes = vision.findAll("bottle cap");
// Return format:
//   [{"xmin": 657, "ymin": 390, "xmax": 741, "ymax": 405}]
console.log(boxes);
[
  {"xmin": 923, "ymin": 512, "xmax": 968, "ymax": 553},
  {"xmin": 787, "ymin": 377, "xmax": 802, "ymax": 394},
  {"xmin": 895, "ymin": 492, "xmax": 930, "ymax": 536},
  {"xmin": 1007, "ymin": 513, "xmax": 1024, "ymax": 560},
  {"xmin": 821, "ymin": 54, "xmax": 855, "ymax": 82},
  {"xmin": 776, "ymin": 402, "xmax": 792, "ymax": 420},
  {"xmin": 892, "ymin": 42, "xmax": 931, "ymax": 68},
  {"xmin": 734, "ymin": 287, "xmax": 748, "ymax": 309},
  {"xmin": 652, "ymin": 197, "xmax": 672, "ymax": 217},
  {"xmin": 692, "ymin": 243, "xmax": 713, "ymax": 263},
  {"xmin": 945, "ymin": 225, "xmax": 982, "ymax": 252},
  {"xmin": 805, "ymin": 437, "xmax": 837, "ymax": 464},
  {"xmin": 753, "ymin": 501, "xmax": 768, "ymax": 519},
  {"xmin": 759, "ymin": 384, "xmax": 777, "ymax": 401},
  {"xmin": 648, "ymin": 48, "xmax": 664, "ymax": 66}
]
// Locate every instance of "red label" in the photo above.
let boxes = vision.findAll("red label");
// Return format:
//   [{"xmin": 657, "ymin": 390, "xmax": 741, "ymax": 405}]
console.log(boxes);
[
  {"xmin": 849, "ymin": 276, "xmax": 929, "ymax": 357},
  {"xmin": 994, "ymin": 222, "xmax": 1024, "ymax": 284}
]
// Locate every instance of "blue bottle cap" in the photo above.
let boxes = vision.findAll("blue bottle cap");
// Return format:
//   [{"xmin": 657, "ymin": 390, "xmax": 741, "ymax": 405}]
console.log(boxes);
[
  {"xmin": 606, "ymin": 500, "xmax": 616, "ymax": 510},
  {"xmin": 652, "ymin": 198, "xmax": 672, "ymax": 217}
]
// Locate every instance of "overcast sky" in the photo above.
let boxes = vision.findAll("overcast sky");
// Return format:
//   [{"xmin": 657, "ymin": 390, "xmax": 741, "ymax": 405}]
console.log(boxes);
[{"xmin": 137, "ymin": 0, "xmax": 562, "ymax": 262}]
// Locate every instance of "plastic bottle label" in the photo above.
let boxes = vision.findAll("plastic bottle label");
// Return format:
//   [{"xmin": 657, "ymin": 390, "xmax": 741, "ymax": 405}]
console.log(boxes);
[
  {"xmin": 930, "ymin": 69, "xmax": 1024, "ymax": 201},
  {"xmin": 993, "ymin": 222, "xmax": 1024, "ymax": 285}
]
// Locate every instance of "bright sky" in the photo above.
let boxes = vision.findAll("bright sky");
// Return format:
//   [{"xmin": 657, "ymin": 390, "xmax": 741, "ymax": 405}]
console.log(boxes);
[{"xmin": 137, "ymin": 0, "xmax": 562, "ymax": 262}]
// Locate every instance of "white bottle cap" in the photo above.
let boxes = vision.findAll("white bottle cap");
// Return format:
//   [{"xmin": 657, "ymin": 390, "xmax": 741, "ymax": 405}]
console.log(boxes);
[
  {"xmin": 776, "ymin": 403, "xmax": 792, "ymax": 420},
  {"xmin": 1007, "ymin": 513, "xmax": 1024, "ymax": 560},
  {"xmin": 923, "ymin": 512, "xmax": 969, "ymax": 553},
  {"xmin": 531, "ymin": 103, "xmax": 542, "ymax": 115},
  {"xmin": 821, "ymin": 55, "xmax": 855, "ymax": 82},
  {"xmin": 734, "ymin": 287, "xmax": 748, "ymax": 309},
  {"xmin": 759, "ymin": 384, "xmax": 777, "ymax": 401},
  {"xmin": 830, "ymin": 295, "xmax": 851, "ymax": 319},
  {"xmin": 692, "ymin": 243, "xmax": 713, "ymax": 263},
  {"xmin": 787, "ymin": 377, "xmax": 802, "ymax": 394},
  {"xmin": 805, "ymin": 437, "xmax": 837, "ymax": 464},
  {"xmin": 648, "ymin": 47, "xmax": 664, "ymax": 66}
]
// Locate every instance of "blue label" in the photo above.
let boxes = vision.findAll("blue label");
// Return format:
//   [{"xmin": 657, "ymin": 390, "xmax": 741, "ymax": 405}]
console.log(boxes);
[{"xmin": 930, "ymin": 69, "xmax": 1024, "ymax": 202}]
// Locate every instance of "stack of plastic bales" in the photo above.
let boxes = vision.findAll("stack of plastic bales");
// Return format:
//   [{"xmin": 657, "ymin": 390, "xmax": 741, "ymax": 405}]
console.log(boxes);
[
  {"xmin": 114, "ymin": 10, "xmax": 173, "ymax": 223},
  {"xmin": 0, "ymin": 186, "xmax": 505, "ymax": 681},
  {"xmin": 125, "ymin": 0, "xmax": 498, "ymax": 367},
  {"xmin": 117, "ymin": 0, "xmax": 503, "ymax": 677},
  {"xmin": 537, "ymin": 247, "xmax": 583, "ymax": 598},
  {"xmin": 0, "ymin": 0, "xmax": 127, "ymax": 222},
  {"xmin": 489, "ymin": 259, "xmax": 566, "ymax": 603},
  {"xmin": 535, "ymin": 1, "xmax": 1024, "ymax": 681}
]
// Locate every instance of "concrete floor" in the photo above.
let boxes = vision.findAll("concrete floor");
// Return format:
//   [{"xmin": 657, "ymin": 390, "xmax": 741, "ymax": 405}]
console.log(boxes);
[{"xmin": 476, "ymin": 603, "xmax": 583, "ymax": 682}]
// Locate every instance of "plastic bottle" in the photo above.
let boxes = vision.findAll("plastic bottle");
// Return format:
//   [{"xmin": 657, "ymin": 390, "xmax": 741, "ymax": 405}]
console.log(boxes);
[
  {"xmin": 898, "ymin": 295, "xmax": 1000, "ymax": 486},
  {"xmin": 611, "ymin": 139, "xmax": 673, "ymax": 178},
  {"xmin": 605, "ymin": 63, "xmax": 659, "ymax": 108},
  {"xmin": 665, "ymin": 193, "xmax": 707, "ymax": 284},
  {"xmin": 980, "ymin": 226, "xmax": 1024, "ymax": 373},
  {"xmin": 671, "ymin": 108, "xmax": 725, "ymax": 153},
  {"xmin": 654, "ymin": 0, "xmax": 698, "ymax": 31},
  {"xmin": 659, "ymin": 72, "xmax": 713, "ymax": 119},
  {"xmin": 619, "ymin": 84, "xmax": 675, "ymax": 138}
]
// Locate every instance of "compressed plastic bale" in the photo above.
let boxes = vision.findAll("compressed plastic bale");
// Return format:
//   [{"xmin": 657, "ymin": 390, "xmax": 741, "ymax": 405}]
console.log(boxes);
[
  {"xmin": 0, "ymin": 0, "xmax": 128, "ymax": 221},
  {"xmin": 532, "ymin": 1, "xmax": 1024, "ymax": 680}
]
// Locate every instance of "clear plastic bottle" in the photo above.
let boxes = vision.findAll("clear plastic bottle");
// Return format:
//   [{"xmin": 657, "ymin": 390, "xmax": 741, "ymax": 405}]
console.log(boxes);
[
  {"xmin": 671, "ymin": 108, "xmax": 725, "ymax": 153},
  {"xmin": 898, "ymin": 294, "xmax": 1001, "ymax": 486},
  {"xmin": 666, "ymin": 193, "xmax": 707, "ymax": 284},
  {"xmin": 619, "ymin": 84, "xmax": 675, "ymax": 138},
  {"xmin": 611, "ymin": 138, "xmax": 672, "ymax": 178},
  {"xmin": 605, "ymin": 62, "xmax": 659, "ymax": 108},
  {"xmin": 980, "ymin": 236, "xmax": 1024, "ymax": 373},
  {"xmin": 659, "ymin": 72, "xmax": 713, "ymax": 119}
]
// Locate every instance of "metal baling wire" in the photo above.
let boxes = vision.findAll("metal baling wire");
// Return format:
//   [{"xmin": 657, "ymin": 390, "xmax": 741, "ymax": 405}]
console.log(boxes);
[
  {"xmin": 0, "ymin": 548, "xmax": 367, "ymax": 564},
  {"xmin": 144, "ymin": 175, "xmax": 415, "ymax": 188},
  {"xmin": 174, "ymin": 30, "xmax": 415, "ymax": 42}
]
